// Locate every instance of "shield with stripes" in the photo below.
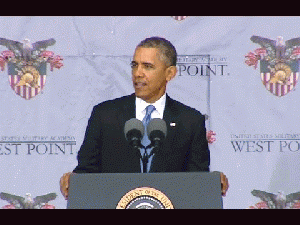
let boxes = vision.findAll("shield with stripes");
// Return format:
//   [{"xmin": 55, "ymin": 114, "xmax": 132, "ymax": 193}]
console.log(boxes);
[
  {"xmin": 8, "ymin": 62, "xmax": 47, "ymax": 100},
  {"xmin": 260, "ymin": 60, "xmax": 299, "ymax": 97}
]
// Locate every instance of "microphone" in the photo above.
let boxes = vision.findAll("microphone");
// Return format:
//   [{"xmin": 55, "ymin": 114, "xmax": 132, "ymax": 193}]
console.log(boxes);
[
  {"xmin": 124, "ymin": 118, "xmax": 144, "ymax": 150},
  {"xmin": 146, "ymin": 118, "xmax": 167, "ymax": 151}
]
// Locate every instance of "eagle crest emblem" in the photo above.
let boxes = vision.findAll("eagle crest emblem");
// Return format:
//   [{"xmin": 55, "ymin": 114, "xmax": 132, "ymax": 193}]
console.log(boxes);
[
  {"xmin": 245, "ymin": 35, "xmax": 300, "ymax": 97},
  {"xmin": 249, "ymin": 189, "xmax": 300, "ymax": 209},
  {"xmin": 0, "ymin": 192, "xmax": 57, "ymax": 209},
  {"xmin": 0, "ymin": 38, "xmax": 63, "ymax": 100}
]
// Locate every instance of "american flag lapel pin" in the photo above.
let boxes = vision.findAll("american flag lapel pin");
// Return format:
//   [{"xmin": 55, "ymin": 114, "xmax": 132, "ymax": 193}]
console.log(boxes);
[{"xmin": 170, "ymin": 122, "xmax": 176, "ymax": 127}]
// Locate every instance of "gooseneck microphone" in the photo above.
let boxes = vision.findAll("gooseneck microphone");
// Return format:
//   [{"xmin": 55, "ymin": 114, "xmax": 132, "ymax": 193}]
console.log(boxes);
[
  {"xmin": 124, "ymin": 118, "xmax": 144, "ymax": 151},
  {"xmin": 124, "ymin": 118, "xmax": 167, "ymax": 173},
  {"xmin": 146, "ymin": 118, "xmax": 167, "ymax": 156}
]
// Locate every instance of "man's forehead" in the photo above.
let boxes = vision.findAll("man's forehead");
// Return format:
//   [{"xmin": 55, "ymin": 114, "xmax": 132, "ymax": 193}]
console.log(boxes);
[{"xmin": 133, "ymin": 47, "xmax": 161, "ymax": 63}]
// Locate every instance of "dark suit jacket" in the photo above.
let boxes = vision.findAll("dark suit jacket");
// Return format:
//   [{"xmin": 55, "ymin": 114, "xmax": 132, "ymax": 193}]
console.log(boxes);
[{"xmin": 73, "ymin": 93, "xmax": 210, "ymax": 173}]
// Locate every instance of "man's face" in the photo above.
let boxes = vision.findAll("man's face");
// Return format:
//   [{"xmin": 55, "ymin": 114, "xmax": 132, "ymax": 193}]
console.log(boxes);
[{"xmin": 131, "ymin": 47, "xmax": 176, "ymax": 103}]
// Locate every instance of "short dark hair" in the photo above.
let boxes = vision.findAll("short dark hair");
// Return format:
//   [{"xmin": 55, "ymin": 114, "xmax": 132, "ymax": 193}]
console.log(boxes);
[{"xmin": 136, "ymin": 36, "xmax": 177, "ymax": 67}]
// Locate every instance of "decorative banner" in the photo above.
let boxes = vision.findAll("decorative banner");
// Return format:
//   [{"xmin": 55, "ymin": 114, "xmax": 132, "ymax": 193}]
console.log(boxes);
[{"xmin": 0, "ymin": 16, "xmax": 300, "ymax": 209}]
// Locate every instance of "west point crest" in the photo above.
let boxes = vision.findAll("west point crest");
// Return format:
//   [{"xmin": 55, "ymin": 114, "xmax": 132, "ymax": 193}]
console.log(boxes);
[
  {"xmin": 245, "ymin": 35, "xmax": 300, "ymax": 97},
  {"xmin": 0, "ymin": 38, "xmax": 63, "ymax": 100}
]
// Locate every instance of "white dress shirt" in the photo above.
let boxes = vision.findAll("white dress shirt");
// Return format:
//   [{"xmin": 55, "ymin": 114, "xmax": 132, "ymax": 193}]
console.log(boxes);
[{"xmin": 135, "ymin": 93, "xmax": 166, "ymax": 121}]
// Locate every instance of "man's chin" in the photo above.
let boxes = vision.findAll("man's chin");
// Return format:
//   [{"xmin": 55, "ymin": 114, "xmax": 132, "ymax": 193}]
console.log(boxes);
[
  {"xmin": 135, "ymin": 92, "xmax": 147, "ymax": 100},
  {"xmin": 134, "ymin": 91, "xmax": 152, "ymax": 102},
  {"xmin": 135, "ymin": 90, "xmax": 166, "ymax": 103}
]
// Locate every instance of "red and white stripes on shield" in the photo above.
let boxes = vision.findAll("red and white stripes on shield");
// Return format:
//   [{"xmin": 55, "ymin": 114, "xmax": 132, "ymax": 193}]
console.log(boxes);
[
  {"xmin": 260, "ymin": 72, "xmax": 299, "ymax": 97},
  {"xmin": 8, "ymin": 75, "xmax": 46, "ymax": 100}
]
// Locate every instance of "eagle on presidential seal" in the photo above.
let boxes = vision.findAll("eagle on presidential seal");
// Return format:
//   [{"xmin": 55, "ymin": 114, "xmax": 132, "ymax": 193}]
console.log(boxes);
[
  {"xmin": 245, "ymin": 35, "xmax": 300, "ymax": 97},
  {"xmin": 0, "ymin": 37, "xmax": 63, "ymax": 100}
]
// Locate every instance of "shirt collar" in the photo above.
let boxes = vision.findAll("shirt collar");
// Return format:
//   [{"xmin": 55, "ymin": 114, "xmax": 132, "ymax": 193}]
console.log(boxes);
[{"xmin": 136, "ymin": 93, "xmax": 166, "ymax": 116}]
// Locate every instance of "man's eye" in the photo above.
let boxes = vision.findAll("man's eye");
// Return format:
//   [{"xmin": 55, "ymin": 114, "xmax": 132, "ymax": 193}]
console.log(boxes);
[
  {"xmin": 144, "ymin": 64, "xmax": 153, "ymax": 69},
  {"xmin": 130, "ymin": 62, "xmax": 137, "ymax": 68}
]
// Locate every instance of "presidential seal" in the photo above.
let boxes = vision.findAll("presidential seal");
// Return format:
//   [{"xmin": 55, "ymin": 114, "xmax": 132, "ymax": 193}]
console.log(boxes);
[{"xmin": 116, "ymin": 187, "xmax": 174, "ymax": 209}]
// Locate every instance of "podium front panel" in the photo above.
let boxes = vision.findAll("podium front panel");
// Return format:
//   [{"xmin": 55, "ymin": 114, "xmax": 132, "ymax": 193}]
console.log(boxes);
[{"xmin": 67, "ymin": 172, "xmax": 223, "ymax": 209}]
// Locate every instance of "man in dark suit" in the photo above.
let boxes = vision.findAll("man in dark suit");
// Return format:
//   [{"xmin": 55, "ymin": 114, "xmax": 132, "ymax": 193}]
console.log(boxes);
[{"xmin": 60, "ymin": 36, "xmax": 228, "ymax": 199}]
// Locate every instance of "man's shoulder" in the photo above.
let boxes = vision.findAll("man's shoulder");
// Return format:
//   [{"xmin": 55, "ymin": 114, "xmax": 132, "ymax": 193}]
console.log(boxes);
[
  {"xmin": 94, "ymin": 93, "xmax": 135, "ymax": 110},
  {"xmin": 169, "ymin": 96, "xmax": 204, "ymax": 118}
]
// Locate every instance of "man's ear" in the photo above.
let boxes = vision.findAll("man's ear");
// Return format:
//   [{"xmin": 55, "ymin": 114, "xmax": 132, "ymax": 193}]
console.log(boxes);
[{"xmin": 166, "ymin": 66, "xmax": 177, "ymax": 82}]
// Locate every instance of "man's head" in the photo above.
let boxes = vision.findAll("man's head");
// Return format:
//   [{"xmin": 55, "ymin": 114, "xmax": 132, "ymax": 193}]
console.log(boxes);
[{"xmin": 131, "ymin": 37, "xmax": 177, "ymax": 103}]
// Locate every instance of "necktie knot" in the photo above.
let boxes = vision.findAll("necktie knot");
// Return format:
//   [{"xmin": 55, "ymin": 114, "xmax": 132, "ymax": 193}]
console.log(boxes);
[{"xmin": 143, "ymin": 105, "xmax": 155, "ymax": 124}]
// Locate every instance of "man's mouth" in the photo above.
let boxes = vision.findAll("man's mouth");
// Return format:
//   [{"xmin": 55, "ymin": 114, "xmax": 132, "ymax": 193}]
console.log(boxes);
[{"xmin": 134, "ymin": 81, "xmax": 147, "ymax": 88}]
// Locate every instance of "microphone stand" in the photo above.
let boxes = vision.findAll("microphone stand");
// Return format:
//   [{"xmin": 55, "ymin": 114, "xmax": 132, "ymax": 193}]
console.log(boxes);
[
  {"xmin": 141, "ymin": 152, "xmax": 148, "ymax": 174},
  {"xmin": 129, "ymin": 142, "xmax": 152, "ymax": 173},
  {"xmin": 141, "ymin": 145, "xmax": 158, "ymax": 173}
]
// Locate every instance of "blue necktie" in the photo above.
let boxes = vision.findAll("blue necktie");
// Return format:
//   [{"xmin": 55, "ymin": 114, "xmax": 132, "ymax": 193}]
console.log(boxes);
[
  {"xmin": 141, "ymin": 105, "xmax": 156, "ymax": 147},
  {"xmin": 140, "ymin": 105, "xmax": 155, "ymax": 173}
]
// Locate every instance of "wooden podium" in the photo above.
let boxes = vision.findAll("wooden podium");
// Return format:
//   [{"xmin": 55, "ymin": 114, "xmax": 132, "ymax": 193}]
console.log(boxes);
[{"xmin": 67, "ymin": 172, "xmax": 223, "ymax": 209}]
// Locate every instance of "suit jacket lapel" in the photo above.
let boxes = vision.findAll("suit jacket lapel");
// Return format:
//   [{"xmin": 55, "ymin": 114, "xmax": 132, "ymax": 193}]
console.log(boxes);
[
  {"xmin": 117, "ymin": 93, "xmax": 136, "ymax": 129},
  {"xmin": 163, "ymin": 94, "xmax": 180, "ymax": 145},
  {"xmin": 116, "ymin": 93, "xmax": 141, "ymax": 172}
]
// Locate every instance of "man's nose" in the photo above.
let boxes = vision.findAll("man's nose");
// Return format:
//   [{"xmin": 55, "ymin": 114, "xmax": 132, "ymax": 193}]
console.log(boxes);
[{"xmin": 133, "ymin": 65, "xmax": 144, "ymax": 78}]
